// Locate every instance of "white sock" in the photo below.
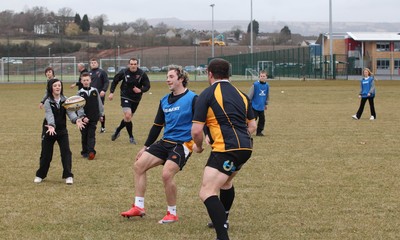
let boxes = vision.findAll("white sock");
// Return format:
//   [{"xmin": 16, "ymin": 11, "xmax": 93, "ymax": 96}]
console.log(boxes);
[
  {"xmin": 135, "ymin": 197, "xmax": 145, "ymax": 209},
  {"xmin": 168, "ymin": 205, "xmax": 177, "ymax": 216}
]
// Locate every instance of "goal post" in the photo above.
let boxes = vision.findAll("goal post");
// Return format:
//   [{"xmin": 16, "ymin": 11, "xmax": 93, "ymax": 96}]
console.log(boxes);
[
  {"xmin": 257, "ymin": 61, "xmax": 274, "ymax": 78},
  {"xmin": 0, "ymin": 56, "xmax": 76, "ymax": 83}
]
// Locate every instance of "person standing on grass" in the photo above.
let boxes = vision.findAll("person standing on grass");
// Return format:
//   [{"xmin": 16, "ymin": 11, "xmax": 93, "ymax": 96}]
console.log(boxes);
[
  {"xmin": 352, "ymin": 67, "xmax": 377, "ymax": 120},
  {"xmin": 120, "ymin": 65, "xmax": 196, "ymax": 224},
  {"xmin": 248, "ymin": 70, "xmax": 270, "ymax": 136},
  {"xmin": 77, "ymin": 72, "xmax": 104, "ymax": 160},
  {"xmin": 39, "ymin": 67, "xmax": 55, "ymax": 109},
  {"xmin": 34, "ymin": 78, "xmax": 85, "ymax": 185},
  {"xmin": 108, "ymin": 58, "xmax": 150, "ymax": 144},
  {"xmin": 89, "ymin": 58, "xmax": 109, "ymax": 133},
  {"xmin": 191, "ymin": 58, "xmax": 256, "ymax": 240},
  {"xmin": 70, "ymin": 62, "xmax": 89, "ymax": 90}
]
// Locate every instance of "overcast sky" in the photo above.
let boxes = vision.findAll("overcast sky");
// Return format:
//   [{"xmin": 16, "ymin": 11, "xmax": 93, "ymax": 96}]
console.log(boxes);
[{"xmin": 2, "ymin": 0, "xmax": 399, "ymax": 24}]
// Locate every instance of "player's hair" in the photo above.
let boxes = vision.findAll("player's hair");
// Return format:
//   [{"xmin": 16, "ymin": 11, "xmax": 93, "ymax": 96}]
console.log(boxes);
[
  {"xmin": 260, "ymin": 70, "xmax": 268, "ymax": 75},
  {"xmin": 364, "ymin": 67, "xmax": 373, "ymax": 76},
  {"xmin": 44, "ymin": 66, "xmax": 55, "ymax": 77},
  {"xmin": 81, "ymin": 72, "xmax": 90, "ymax": 78},
  {"xmin": 90, "ymin": 58, "xmax": 98, "ymax": 63},
  {"xmin": 129, "ymin": 58, "xmax": 138, "ymax": 63},
  {"xmin": 46, "ymin": 78, "xmax": 63, "ymax": 101},
  {"xmin": 207, "ymin": 58, "xmax": 230, "ymax": 79},
  {"xmin": 168, "ymin": 65, "xmax": 189, "ymax": 87}
]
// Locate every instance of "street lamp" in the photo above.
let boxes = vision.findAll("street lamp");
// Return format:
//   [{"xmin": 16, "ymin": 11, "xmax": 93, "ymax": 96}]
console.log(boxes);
[
  {"xmin": 48, "ymin": 48, "xmax": 51, "ymax": 65},
  {"xmin": 250, "ymin": 0, "xmax": 253, "ymax": 54},
  {"xmin": 210, "ymin": 4, "xmax": 215, "ymax": 58},
  {"xmin": 329, "ymin": 0, "xmax": 333, "ymax": 78},
  {"xmin": 117, "ymin": 45, "xmax": 120, "ymax": 69}
]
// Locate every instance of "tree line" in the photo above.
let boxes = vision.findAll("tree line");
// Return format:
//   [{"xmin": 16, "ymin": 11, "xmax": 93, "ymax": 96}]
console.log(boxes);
[{"xmin": 0, "ymin": 6, "xmax": 295, "ymax": 57}]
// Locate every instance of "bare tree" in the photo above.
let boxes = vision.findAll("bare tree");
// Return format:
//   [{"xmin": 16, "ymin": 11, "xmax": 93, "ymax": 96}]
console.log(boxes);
[
  {"xmin": 21, "ymin": 7, "xmax": 49, "ymax": 32},
  {"xmin": 57, "ymin": 7, "xmax": 74, "ymax": 34},
  {"xmin": 92, "ymin": 14, "xmax": 108, "ymax": 35},
  {"xmin": 231, "ymin": 25, "xmax": 242, "ymax": 41},
  {"xmin": 133, "ymin": 18, "xmax": 150, "ymax": 34},
  {"xmin": 0, "ymin": 10, "xmax": 15, "ymax": 32}
]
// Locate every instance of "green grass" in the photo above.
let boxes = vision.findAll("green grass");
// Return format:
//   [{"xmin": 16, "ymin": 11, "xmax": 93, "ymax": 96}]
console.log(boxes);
[{"xmin": 1, "ymin": 80, "xmax": 399, "ymax": 239}]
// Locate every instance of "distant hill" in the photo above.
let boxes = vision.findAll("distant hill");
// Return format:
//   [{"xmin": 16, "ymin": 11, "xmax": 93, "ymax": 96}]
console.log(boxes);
[{"xmin": 147, "ymin": 18, "xmax": 400, "ymax": 36}]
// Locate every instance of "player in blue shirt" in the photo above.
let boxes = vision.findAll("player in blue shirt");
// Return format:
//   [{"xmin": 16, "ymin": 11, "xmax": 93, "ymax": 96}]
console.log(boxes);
[
  {"xmin": 120, "ymin": 65, "xmax": 197, "ymax": 224},
  {"xmin": 352, "ymin": 68, "xmax": 376, "ymax": 120},
  {"xmin": 248, "ymin": 70, "xmax": 270, "ymax": 136}
]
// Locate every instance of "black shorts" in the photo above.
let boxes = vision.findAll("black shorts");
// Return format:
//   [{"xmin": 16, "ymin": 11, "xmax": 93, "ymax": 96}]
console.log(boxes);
[
  {"xmin": 121, "ymin": 99, "xmax": 139, "ymax": 113},
  {"xmin": 145, "ymin": 140, "xmax": 192, "ymax": 170},
  {"xmin": 206, "ymin": 150, "xmax": 252, "ymax": 176}
]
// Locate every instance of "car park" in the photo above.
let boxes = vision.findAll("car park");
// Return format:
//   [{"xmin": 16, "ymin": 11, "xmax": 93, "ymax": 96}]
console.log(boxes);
[
  {"xmin": 107, "ymin": 67, "xmax": 115, "ymax": 73},
  {"xmin": 150, "ymin": 66, "xmax": 161, "ymax": 72},
  {"xmin": 184, "ymin": 65, "xmax": 196, "ymax": 72},
  {"xmin": 140, "ymin": 66, "xmax": 149, "ymax": 72}
]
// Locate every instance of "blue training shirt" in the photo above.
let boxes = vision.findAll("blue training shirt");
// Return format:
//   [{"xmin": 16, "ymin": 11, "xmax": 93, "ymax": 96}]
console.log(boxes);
[{"xmin": 161, "ymin": 90, "xmax": 197, "ymax": 143}]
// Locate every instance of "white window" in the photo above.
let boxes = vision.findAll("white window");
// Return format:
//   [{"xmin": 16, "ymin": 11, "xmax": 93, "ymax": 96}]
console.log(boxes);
[
  {"xmin": 376, "ymin": 42, "xmax": 390, "ymax": 52},
  {"xmin": 394, "ymin": 42, "xmax": 400, "ymax": 52},
  {"xmin": 376, "ymin": 59, "xmax": 390, "ymax": 69}
]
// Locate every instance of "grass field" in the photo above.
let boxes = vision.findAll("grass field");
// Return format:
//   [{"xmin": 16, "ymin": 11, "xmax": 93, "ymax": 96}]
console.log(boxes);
[{"xmin": 1, "ymin": 79, "xmax": 399, "ymax": 240}]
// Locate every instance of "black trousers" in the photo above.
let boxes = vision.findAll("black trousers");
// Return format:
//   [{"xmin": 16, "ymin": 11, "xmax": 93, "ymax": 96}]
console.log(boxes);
[
  {"xmin": 80, "ymin": 121, "xmax": 98, "ymax": 155},
  {"xmin": 253, "ymin": 108, "xmax": 266, "ymax": 134},
  {"xmin": 36, "ymin": 132, "xmax": 73, "ymax": 179},
  {"xmin": 356, "ymin": 97, "xmax": 376, "ymax": 119}
]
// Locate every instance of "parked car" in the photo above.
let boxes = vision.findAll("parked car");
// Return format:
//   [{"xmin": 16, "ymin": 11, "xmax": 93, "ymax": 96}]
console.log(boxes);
[
  {"xmin": 184, "ymin": 65, "xmax": 196, "ymax": 72},
  {"xmin": 161, "ymin": 66, "xmax": 169, "ymax": 72},
  {"xmin": 117, "ymin": 66, "xmax": 126, "ymax": 72},
  {"xmin": 107, "ymin": 67, "xmax": 115, "ymax": 73},
  {"xmin": 140, "ymin": 66, "xmax": 149, "ymax": 72},
  {"xmin": 150, "ymin": 66, "xmax": 161, "ymax": 72}
]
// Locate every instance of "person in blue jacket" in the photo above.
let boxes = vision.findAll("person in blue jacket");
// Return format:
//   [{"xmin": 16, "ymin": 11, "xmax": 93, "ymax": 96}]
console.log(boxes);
[
  {"xmin": 248, "ymin": 70, "xmax": 270, "ymax": 136},
  {"xmin": 352, "ymin": 68, "xmax": 376, "ymax": 120}
]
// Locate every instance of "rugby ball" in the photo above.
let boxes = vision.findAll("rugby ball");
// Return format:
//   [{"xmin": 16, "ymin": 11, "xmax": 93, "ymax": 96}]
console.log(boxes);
[{"xmin": 63, "ymin": 96, "xmax": 86, "ymax": 111}]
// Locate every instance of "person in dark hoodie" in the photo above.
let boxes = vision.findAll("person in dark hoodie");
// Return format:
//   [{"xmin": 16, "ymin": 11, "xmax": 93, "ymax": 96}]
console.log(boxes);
[
  {"xmin": 77, "ymin": 72, "xmax": 104, "ymax": 160},
  {"xmin": 34, "ymin": 78, "xmax": 85, "ymax": 185},
  {"xmin": 39, "ymin": 66, "xmax": 56, "ymax": 109},
  {"xmin": 70, "ymin": 62, "xmax": 89, "ymax": 90},
  {"xmin": 108, "ymin": 57, "xmax": 151, "ymax": 144},
  {"xmin": 89, "ymin": 58, "xmax": 109, "ymax": 133}
]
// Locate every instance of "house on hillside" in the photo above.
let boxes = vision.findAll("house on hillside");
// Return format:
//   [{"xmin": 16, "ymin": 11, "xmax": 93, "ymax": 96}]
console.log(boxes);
[
  {"xmin": 34, "ymin": 16, "xmax": 74, "ymax": 35},
  {"xmin": 318, "ymin": 32, "xmax": 400, "ymax": 75},
  {"xmin": 165, "ymin": 29, "xmax": 176, "ymax": 38},
  {"xmin": 124, "ymin": 27, "xmax": 135, "ymax": 35}
]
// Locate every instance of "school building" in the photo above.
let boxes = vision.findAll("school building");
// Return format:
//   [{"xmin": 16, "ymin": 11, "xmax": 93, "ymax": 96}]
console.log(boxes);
[{"xmin": 319, "ymin": 32, "xmax": 400, "ymax": 77}]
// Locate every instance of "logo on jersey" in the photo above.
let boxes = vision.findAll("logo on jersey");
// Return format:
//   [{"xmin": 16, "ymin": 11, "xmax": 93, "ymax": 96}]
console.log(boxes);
[
  {"xmin": 163, "ymin": 106, "xmax": 180, "ymax": 113},
  {"xmin": 223, "ymin": 160, "xmax": 236, "ymax": 172},
  {"xmin": 258, "ymin": 89, "xmax": 266, "ymax": 96}
]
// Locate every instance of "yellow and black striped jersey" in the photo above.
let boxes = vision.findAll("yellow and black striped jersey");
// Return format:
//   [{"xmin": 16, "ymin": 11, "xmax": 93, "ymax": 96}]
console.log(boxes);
[{"xmin": 193, "ymin": 80, "xmax": 255, "ymax": 152}]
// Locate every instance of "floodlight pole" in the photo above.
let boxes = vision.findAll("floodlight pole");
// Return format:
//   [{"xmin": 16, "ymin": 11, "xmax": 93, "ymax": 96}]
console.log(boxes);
[
  {"xmin": 329, "ymin": 0, "xmax": 334, "ymax": 78},
  {"xmin": 117, "ymin": 45, "xmax": 120, "ymax": 69},
  {"xmin": 210, "ymin": 4, "xmax": 215, "ymax": 58},
  {"xmin": 250, "ymin": 0, "xmax": 253, "ymax": 54}
]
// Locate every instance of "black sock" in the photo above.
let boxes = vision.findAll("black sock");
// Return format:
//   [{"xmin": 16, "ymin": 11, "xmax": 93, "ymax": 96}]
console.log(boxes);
[
  {"xmin": 116, "ymin": 120, "xmax": 126, "ymax": 132},
  {"xmin": 101, "ymin": 115, "xmax": 105, "ymax": 128},
  {"xmin": 125, "ymin": 121, "xmax": 133, "ymax": 138},
  {"xmin": 204, "ymin": 195, "xmax": 229, "ymax": 240},
  {"xmin": 220, "ymin": 185, "xmax": 235, "ymax": 220}
]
